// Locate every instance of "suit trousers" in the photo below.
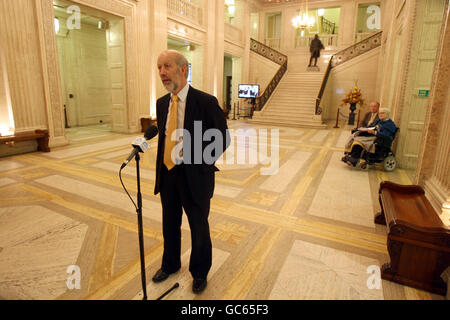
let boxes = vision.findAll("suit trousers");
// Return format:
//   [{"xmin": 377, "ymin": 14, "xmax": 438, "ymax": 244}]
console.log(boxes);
[{"xmin": 159, "ymin": 163, "xmax": 212, "ymax": 279}]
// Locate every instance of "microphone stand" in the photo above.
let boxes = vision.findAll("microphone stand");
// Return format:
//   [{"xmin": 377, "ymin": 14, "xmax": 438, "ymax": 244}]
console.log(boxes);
[
  {"xmin": 135, "ymin": 152, "xmax": 148, "ymax": 300},
  {"xmin": 133, "ymin": 152, "xmax": 179, "ymax": 300}
]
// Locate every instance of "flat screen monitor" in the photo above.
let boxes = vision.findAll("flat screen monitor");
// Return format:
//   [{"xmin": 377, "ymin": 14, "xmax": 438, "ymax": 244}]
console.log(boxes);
[{"xmin": 238, "ymin": 84, "xmax": 259, "ymax": 98}]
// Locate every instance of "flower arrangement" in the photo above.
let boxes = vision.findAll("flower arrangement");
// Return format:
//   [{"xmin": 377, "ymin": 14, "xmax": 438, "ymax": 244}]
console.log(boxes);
[{"xmin": 341, "ymin": 86, "xmax": 364, "ymax": 106}]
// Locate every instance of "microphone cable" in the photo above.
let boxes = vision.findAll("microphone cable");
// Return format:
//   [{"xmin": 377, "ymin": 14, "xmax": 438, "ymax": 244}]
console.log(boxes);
[
  {"xmin": 118, "ymin": 125, "xmax": 158, "ymax": 211},
  {"xmin": 119, "ymin": 166, "xmax": 137, "ymax": 210}
]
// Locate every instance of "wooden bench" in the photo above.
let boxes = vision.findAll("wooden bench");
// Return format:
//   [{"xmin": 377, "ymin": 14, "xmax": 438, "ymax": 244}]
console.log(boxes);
[
  {"xmin": 375, "ymin": 181, "xmax": 450, "ymax": 295},
  {"xmin": 0, "ymin": 129, "xmax": 50, "ymax": 152}
]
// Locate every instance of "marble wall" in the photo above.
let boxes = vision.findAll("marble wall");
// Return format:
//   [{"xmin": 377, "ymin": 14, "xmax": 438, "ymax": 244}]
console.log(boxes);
[
  {"xmin": 322, "ymin": 48, "xmax": 380, "ymax": 121},
  {"xmin": 248, "ymin": 51, "xmax": 280, "ymax": 94}
]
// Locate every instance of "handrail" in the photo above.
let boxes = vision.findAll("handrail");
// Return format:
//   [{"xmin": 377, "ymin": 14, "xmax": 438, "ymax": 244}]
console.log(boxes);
[
  {"xmin": 250, "ymin": 38, "xmax": 288, "ymax": 111},
  {"xmin": 320, "ymin": 16, "xmax": 336, "ymax": 34},
  {"xmin": 315, "ymin": 57, "xmax": 333, "ymax": 115},
  {"xmin": 332, "ymin": 31, "xmax": 382, "ymax": 67},
  {"xmin": 315, "ymin": 31, "xmax": 382, "ymax": 115}
]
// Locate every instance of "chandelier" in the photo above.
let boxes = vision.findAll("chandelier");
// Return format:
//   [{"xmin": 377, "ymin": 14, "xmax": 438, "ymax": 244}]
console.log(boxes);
[
  {"xmin": 291, "ymin": 0, "xmax": 315, "ymax": 30},
  {"xmin": 225, "ymin": 0, "xmax": 235, "ymax": 15}
]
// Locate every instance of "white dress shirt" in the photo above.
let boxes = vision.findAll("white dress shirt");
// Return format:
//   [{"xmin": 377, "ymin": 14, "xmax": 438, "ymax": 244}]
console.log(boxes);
[
  {"xmin": 165, "ymin": 83, "xmax": 189, "ymax": 162},
  {"xmin": 165, "ymin": 83, "xmax": 189, "ymax": 135}
]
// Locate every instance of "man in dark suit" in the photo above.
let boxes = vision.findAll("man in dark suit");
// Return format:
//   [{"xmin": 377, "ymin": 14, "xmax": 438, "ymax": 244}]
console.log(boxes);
[
  {"xmin": 359, "ymin": 101, "xmax": 380, "ymax": 128},
  {"xmin": 152, "ymin": 50, "xmax": 230, "ymax": 294},
  {"xmin": 308, "ymin": 35, "xmax": 324, "ymax": 67}
]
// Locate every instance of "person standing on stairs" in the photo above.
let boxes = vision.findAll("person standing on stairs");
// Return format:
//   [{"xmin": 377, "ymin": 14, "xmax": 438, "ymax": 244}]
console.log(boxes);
[{"xmin": 309, "ymin": 35, "xmax": 325, "ymax": 67}]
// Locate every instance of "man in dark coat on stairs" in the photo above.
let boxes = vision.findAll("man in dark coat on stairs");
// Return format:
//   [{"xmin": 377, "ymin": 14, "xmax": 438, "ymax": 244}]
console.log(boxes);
[{"xmin": 309, "ymin": 35, "xmax": 325, "ymax": 67}]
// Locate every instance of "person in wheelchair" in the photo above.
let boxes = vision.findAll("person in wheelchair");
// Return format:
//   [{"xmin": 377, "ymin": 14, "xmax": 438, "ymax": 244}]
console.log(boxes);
[{"xmin": 342, "ymin": 108, "xmax": 397, "ymax": 167}]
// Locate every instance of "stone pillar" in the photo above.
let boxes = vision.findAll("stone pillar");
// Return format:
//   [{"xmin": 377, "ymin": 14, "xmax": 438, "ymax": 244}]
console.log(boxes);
[
  {"xmin": 0, "ymin": 41, "xmax": 14, "ymax": 135},
  {"xmin": 415, "ymin": 3, "xmax": 450, "ymax": 225},
  {"xmin": 258, "ymin": 11, "xmax": 265, "ymax": 42},
  {"xmin": 0, "ymin": 0, "xmax": 67, "ymax": 147},
  {"xmin": 149, "ymin": 0, "xmax": 168, "ymax": 118},
  {"xmin": 35, "ymin": 0, "xmax": 69, "ymax": 147},
  {"xmin": 204, "ymin": 0, "xmax": 224, "ymax": 105},
  {"xmin": 281, "ymin": 6, "xmax": 294, "ymax": 52},
  {"xmin": 339, "ymin": 2, "xmax": 357, "ymax": 48},
  {"xmin": 241, "ymin": 0, "xmax": 251, "ymax": 84}
]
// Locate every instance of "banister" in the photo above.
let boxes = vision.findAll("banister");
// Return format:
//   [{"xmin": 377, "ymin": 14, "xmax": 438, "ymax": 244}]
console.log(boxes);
[
  {"xmin": 250, "ymin": 38, "xmax": 288, "ymax": 111},
  {"xmin": 315, "ymin": 31, "xmax": 382, "ymax": 115}
]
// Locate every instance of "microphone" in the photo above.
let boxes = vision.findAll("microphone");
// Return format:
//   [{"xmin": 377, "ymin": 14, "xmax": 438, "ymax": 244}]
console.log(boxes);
[{"xmin": 121, "ymin": 125, "xmax": 158, "ymax": 169}]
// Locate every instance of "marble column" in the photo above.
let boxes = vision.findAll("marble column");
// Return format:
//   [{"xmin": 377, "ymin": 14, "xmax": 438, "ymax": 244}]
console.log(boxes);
[
  {"xmin": 241, "ymin": 0, "xmax": 251, "ymax": 85},
  {"xmin": 35, "ymin": 0, "xmax": 69, "ymax": 147},
  {"xmin": 148, "ymin": 0, "xmax": 168, "ymax": 118},
  {"xmin": 204, "ymin": 0, "xmax": 224, "ymax": 104},
  {"xmin": 0, "ymin": 0, "xmax": 53, "ymax": 137},
  {"xmin": 258, "ymin": 11, "xmax": 265, "ymax": 42},
  {"xmin": 339, "ymin": 2, "xmax": 357, "ymax": 48},
  {"xmin": 0, "ymin": 41, "xmax": 14, "ymax": 135},
  {"xmin": 415, "ymin": 2, "xmax": 450, "ymax": 224}
]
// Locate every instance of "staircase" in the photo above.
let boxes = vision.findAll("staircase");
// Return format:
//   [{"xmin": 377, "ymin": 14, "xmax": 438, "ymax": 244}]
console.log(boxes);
[{"xmin": 251, "ymin": 72, "xmax": 326, "ymax": 128}]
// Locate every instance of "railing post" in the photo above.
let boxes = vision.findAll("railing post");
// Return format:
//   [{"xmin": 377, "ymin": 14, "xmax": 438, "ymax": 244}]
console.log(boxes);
[
  {"xmin": 334, "ymin": 108, "xmax": 339, "ymax": 128},
  {"xmin": 356, "ymin": 109, "xmax": 361, "ymax": 128}
]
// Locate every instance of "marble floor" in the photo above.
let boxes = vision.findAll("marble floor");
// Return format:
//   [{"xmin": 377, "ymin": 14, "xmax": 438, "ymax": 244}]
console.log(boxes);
[{"xmin": 0, "ymin": 121, "xmax": 443, "ymax": 300}]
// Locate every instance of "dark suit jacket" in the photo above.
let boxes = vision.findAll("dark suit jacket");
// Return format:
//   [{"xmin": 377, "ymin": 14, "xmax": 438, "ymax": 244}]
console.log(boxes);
[
  {"xmin": 154, "ymin": 86, "xmax": 230, "ymax": 204},
  {"xmin": 310, "ymin": 38, "xmax": 324, "ymax": 57},
  {"xmin": 360, "ymin": 112, "xmax": 380, "ymax": 128}
]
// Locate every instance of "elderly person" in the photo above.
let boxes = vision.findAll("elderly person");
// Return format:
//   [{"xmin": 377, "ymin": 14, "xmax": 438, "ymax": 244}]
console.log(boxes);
[
  {"xmin": 359, "ymin": 101, "xmax": 380, "ymax": 128},
  {"xmin": 342, "ymin": 108, "xmax": 397, "ymax": 167}
]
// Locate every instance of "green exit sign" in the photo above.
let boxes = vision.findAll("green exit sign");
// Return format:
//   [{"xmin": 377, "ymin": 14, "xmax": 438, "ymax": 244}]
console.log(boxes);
[{"xmin": 418, "ymin": 89, "xmax": 430, "ymax": 97}]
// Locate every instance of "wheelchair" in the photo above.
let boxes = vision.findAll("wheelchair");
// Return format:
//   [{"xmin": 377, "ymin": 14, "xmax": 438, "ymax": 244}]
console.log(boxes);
[{"xmin": 358, "ymin": 128, "xmax": 399, "ymax": 171}]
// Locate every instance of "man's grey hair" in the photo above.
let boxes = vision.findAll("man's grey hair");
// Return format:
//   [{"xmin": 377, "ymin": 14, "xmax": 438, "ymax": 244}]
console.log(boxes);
[{"xmin": 175, "ymin": 53, "xmax": 189, "ymax": 79}]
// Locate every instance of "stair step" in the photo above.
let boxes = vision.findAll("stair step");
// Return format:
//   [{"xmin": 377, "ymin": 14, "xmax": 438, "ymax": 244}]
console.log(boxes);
[
  {"xmin": 271, "ymin": 95, "xmax": 317, "ymax": 99},
  {"xmin": 278, "ymin": 87, "xmax": 319, "ymax": 90},
  {"xmin": 280, "ymin": 84, "xmax": 321, "ymax": 87},
  {"xmin": 252, "ymin": 70, "xmax": 325, "ymax": 127},
  {"xmin": 263, "ymin": 105, "xmax": 315, "ymax": 109},
  {"xmin": 249, "ymin": 119, "xmax": 326, "ymax": 129},
  {"xmin": 261, "ymin": 110, "xmax": 315, "ymax": 115},
  {"xmin": 270, "ymin": 102, "xmax": 316, "ymax": 105}
]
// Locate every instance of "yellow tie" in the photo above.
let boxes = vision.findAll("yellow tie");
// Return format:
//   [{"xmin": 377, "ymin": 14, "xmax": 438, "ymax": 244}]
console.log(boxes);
[{"xmin": 164, "ymin": 95, "xmax": 178, "ymax": 170}]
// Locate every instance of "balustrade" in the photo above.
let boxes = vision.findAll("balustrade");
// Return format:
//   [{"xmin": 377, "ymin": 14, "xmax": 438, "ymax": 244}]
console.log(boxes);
[
  {"xmin": 295, "ymin": 34, "xmax": 338, "ymax": 48},
  {"xmin": 167, "ymin": 0, "xmax": 203, "ymax": 26},
  {"xmin": 264, "ymin": 38, "xmax": 281, "ymax": 50}
]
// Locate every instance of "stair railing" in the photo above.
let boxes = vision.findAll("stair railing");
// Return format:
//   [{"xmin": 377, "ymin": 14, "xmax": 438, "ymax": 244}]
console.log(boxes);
[
  {"xmin": 250, "ymin": 38, "xmax": 288, "ymax": 111},
  {"xmin": 315, "ymin": 31, "xmax": 382, "ymax": 115}
]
